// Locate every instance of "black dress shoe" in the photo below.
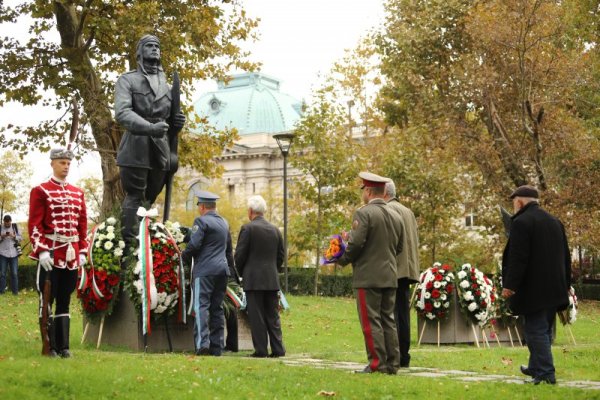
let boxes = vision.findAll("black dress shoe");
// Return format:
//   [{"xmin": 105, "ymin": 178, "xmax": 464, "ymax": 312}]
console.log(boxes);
[
  {"xmin": 520, "ymin": 365, "xmax": 533, "ymax": 377},
  {"xmin": 525, "ymin": 377, "xmax": 556, "ymax": 385},
  {"xmin": 195, "ymin": 348, "xmax": 211, "ymax": 356},
  {"xmin": 59, "ymin": 349, "xmax": 72, "ymax": 359},
  {"xmin": 354, "ymin": 366, "xmax": 374, "ymax": 374},
  {"xmin": 269, "ymin": 352, "xmax": 285, "ymax": 358}
]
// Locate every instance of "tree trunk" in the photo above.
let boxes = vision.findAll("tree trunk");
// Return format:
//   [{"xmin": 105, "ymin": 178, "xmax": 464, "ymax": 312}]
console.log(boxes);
[
  {"xmin": 53, "ymin": 2, "xmax": 124, "ymax": 217},
  {"xmin": 314, "ymin": 187, "xmax": 322, "ymax": 296}
]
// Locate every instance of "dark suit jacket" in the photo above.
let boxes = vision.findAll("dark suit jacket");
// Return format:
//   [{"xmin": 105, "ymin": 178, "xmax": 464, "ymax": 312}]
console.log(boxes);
[
  {"xmin": 502, "ymin": 202, "xmax": 571, "ymax": 315},
  {"xmin": 235, "ymin": 216, "xmax": 284, "ymax": 291}
]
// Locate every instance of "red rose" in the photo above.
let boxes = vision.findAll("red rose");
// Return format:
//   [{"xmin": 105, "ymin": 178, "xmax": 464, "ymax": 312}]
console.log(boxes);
[
  {"xmin": 107, "ymin": 274, "xmax": 119, "ymax": 286},
  {"xmin": 104, "ymin": 292, "xmax": 113, "ymax": 300},
  {"xmin": 438, "ymin": 312, "xmax": 445, "ymax": 318},
  {"xmin": 481, "ymin": 300, "xmax": 487, "ymax": 307},
  {"xmin": 96, "ymin": 299, "xmax": 108, "ymax": 311},
  {"xmin": 435, "ymin": 274, "xmax": 443, "ymax": 282},
  {"xmin": 472, "ymin": 283, "xmax": 478, "ymax": 289},
  {"xmin": 431, "ymin": 268, "xmax": 439, "ymax": 274},
  {"xmin": 431, "ymin": 289, "xmax": 441, "ymax": 299},
  {"xmin": 424, "ymin": 302, "xmax": 433, "ymax": 312},
  {"xmin": 475, "ymin": 290, "xmax": 481, "ymax": 296},
  {"xmin": 96, "ymin": 269, "xmax": 108, "ymax": 281},
  {"xmin": 490, "ymin": 294, "xmax": 496, "ymax": 302},
  {"xmin": 158, "ymin": 286, "xmax": 166, "ymax": 293},
  {"xmin": 426, "ymin": 281, "xmax": 433, "ymax": 290},
  {"xmin": 442, "ymin": 264, "xmax": 450, "ymax": 271},
  {"xmin": 446, "ymin": 284, "xmax": 454, "ymax": 293}
]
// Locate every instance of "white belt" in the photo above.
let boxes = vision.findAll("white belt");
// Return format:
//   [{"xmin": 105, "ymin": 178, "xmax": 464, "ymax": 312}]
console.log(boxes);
[{"xmin": 45, "ymin": 233, "xmax": 79, "ymax": 243}]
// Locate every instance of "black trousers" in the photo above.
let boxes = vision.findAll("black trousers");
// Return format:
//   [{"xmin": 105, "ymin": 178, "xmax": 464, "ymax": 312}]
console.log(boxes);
[
  {"xmin": 37, "ymin": 266, "xmax": 77, "ymax": 317},
  {"xmin": 120, "ymin": 166, "xmax": 167, "ymax": 243},
  {"xmin": 246, "ymin": 290, "xmax": 285, "ymax": 356},
  {"xmin": 394, "ymin": 278, "xmax": 412, "ymax": 366}
]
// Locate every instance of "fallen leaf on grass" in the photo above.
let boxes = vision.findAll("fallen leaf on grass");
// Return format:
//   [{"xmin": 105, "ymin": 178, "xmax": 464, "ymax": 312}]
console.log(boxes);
[
  {"xmin": 501, "ymin": 357, "xmax": 513, "ymax": 366},
  {"xmin": 317, "ymin": 390, "xmax": 336, "ymax": 396}
]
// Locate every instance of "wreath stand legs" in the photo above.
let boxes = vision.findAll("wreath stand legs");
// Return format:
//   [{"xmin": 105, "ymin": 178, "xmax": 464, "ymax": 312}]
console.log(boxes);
[
  {"xmin": 81, "ymin": 322, "xmax": 90, "ymax": 344},
  {"xmin": 514, "ymin": 325, "xmax": 523, "ymax": 346},
  {"xmin": 490, "ymin": 325, "xmax": 502, "ymax": 347},
  {"xmin": 417, "ymin": 320, "xmax": 427, "ymax": 347},
  {"xmin": 480, "ymin": 327, "xmax": 490, "ymax": 348},
  {"xmin": 506, "ymin": 326, "xmax": 515, "ymax": 347},
  {"xmin": 565, "ymin": 325, "xmax": 577, "ymax": 345},
  {"xmin": 96, "ymin": 316, "xmax": 105, "ymax": 349},
  {"xmin": 470, "ymin": 323, "xmax": 480, "ymax": 348}
]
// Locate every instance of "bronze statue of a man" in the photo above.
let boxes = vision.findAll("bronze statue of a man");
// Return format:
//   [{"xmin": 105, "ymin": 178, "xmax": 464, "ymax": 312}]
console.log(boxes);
[{"xmin": 115, "ymin": 35, "xmax": 185, "ymax": 244}]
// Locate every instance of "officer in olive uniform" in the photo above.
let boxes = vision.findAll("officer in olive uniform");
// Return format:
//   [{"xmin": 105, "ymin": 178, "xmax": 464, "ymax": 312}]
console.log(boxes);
[
  {"xmin": 338, "ymin": 172, "xmax": 403, "ymax": 374},
  {"xmin": 384, "ymin": 179, "xmax": 420, "ymax": 368},
  {"xmin": 181, "ymin": 191, "xmax": 233, "ymax": 356},
  {"xmin": 114, "ymin": 34, "xmax": 185, "ymax": 244}
]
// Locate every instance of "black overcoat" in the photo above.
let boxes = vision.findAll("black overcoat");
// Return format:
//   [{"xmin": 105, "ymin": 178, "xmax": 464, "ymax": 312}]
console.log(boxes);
[
  {"xmin": 502, "ymin": 202, "xmax": 571, "ymax": 315},
  {"xmin": 235, "ymin": 216, "xmax": 284, "ymax": 291}
]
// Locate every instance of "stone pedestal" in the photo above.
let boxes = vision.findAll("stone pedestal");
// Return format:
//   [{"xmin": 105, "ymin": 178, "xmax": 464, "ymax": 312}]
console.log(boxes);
[
  {"xmin": 417, "ymin": 291, "xmax": 524, "ymax": 346},
  {"xmin": 82, "ymin": 288, "xmax": 253, "ymax": 352}
]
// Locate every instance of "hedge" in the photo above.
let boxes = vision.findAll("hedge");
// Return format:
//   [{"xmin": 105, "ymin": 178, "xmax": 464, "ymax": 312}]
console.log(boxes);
[{"xmin": 12, "ymin": 263, "xmax": 600, "ymax": 301}]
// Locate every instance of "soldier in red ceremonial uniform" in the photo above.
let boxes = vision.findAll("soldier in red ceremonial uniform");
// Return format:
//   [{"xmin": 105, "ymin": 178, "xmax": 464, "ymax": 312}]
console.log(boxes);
[{"xmin": 28, "ymin": 148, "xmax": 88, "ymax": 358}]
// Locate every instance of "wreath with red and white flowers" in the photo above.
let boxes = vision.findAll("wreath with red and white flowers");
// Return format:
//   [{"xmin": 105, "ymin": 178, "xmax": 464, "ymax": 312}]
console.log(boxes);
[
  {"xmin": 456, "ymin": 263, "xmax": 497, "ymax": 327},
  {"xmin": 77, "ymin": 217, "xmax": 125, "ymax": 321},
  {"xmin": 414, "ymin": 262, "xmax": 455, "ymax": 321},
  {"xmin": 558, "ymin": 286, "xmax": 578, "ymax": 325},
  {"xmin": 123, "ymin": 214, "xmax": 186, "ymax": 334}
]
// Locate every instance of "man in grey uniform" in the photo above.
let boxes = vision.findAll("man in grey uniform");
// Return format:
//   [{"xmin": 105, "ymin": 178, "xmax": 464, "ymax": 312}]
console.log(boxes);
[
  {"xmin": 181, "ymin": 191, "xmax": 233, "ymax": 356},
  {"xmin": 114, "ymin": 34, "xmax": 185, "ymax": 243}
]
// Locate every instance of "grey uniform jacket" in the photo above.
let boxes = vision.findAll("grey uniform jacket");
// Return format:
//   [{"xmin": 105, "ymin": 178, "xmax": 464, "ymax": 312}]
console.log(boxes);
[
  {"xmin": 114, "ymin": 68, "xmax": 172, "ymax": 170},
  {"xmin": 182, "ymin": 211, "xmax": 233, "ymax": 279},
  {"xmin": 235, "ymin": 216, "xmax": 284, "ymax": 291},
  {"xmin": 387, "ymin": 198, "xmax": 420, "ymax": 282},
  {"xmin": 338, "ymin": 198, "xmax": 402, "ymax": 289}
]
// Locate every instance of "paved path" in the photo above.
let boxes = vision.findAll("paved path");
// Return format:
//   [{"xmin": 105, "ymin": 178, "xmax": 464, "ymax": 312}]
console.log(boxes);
[{"xmin": 280, "ymin": 356, "xmax": 600, "ymax": 390}]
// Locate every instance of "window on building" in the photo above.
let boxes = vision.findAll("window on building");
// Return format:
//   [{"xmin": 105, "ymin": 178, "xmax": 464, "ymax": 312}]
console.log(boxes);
[
  {"xmin": 252, "ymin": 183, "xmax": 256, "ymax": 193},
  {"xmin": 465, "ymin": 213, "xmax": 478, "ymax": 228}
]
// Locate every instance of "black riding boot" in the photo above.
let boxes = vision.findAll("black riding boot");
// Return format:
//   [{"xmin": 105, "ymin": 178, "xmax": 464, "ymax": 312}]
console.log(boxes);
[
  {"xmin": 55, "ymin": 315, "xmax": 71, "ymax": 358},
  {"xmin": 39, "ymin": 317, "xmax": 58, "ymax": 357}
]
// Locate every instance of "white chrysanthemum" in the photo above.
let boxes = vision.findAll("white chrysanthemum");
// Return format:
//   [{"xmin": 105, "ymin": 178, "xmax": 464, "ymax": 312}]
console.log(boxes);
[
  {"xmin": 119, "ymin": 241, "xmax": 125, "ymax": 249},
  {"xmin": 433, "ymin": 262, "xmax": 441, "ymax": 267},
  {"xmin": 157, "ymin": 292, "xmax": 167, "ymax": 303},
  {"xmin": 104, "ymin": 241, "xmax": 114, "ymax": 251},
  {"xmin": 433, "ymin": 281, "xmax": 441, "ymax": 289},
  {"xmin": 457, "ymin": 270, "xmax": 467, "ymax": 279},
  {"xmin": 106, "ymin": 225, "xmax": 115, "ymax": 233},
  {"xmin": 433, "ymin": 301, "xmax": 441, "ymax": 309},
  {"xmin": 424, "ymin": 292, "xmax": 431, "ymax": 299},
  {"xmin": 460, "ymin": 280, "xmax": 470, "ymax": 289},
  {"xmin": 468, "ymin": 302, "xmax": 478, "ymax": 312},
  {"xmin": 106, "ymin": 217, "xmax": 117, "ymax": 225},
  {"xmin": 463, "ymin": 291, "xmax": 474, "ymax": 301},
  {"xmin": 416, "ymin": 301, "xmax": 424, "ymax": 310},
  {"xmin": 481, "ymin": 292, "xmax": 487, "ymax": 299},
  {"xmin": 443, "ymin": 302, "xmax": 450, "ymax": 308},
  {"xmin": 98, "ymin": 222, "xmax": 106, "ymax": 230},
  {"xmin": 426, "ymin": 313, "xmax": 435, "ymax": 320},
  {"xmin": 134, "ymin": 280, "xmax": 143, "ymax": 292},
  {"xmin": 96, "ymin": 234, "xmax": 106, "ymax": 241},
  {"xmin": 155, "ymin": 305, "xmax": 166, "ymax": 314},
  {"xmin": 462, "ymin": 263, "xmax": 471, "ymax": 269},
  {"xmin": 440, "ymin": 294, "xmax": 447, "ymax": 301},
  {"xmin": 133, "ymin": 262, "xmax": 142, "ymax": 275},
  {"xmin": 114, "ymin": 248, "xmax": 123, "ymax": 258},
  {"xmin": 95, "ymin": 241, "xmax": 102, "ymax": 248},
  {"xmin": 106, "ymin": 232, "xmax": 115, "ymax": 240}
]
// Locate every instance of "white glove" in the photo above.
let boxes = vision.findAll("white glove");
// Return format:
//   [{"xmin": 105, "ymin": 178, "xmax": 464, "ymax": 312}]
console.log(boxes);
[
  {"xmin": 79, "ymin": 254, "xmax": 87, "ymax": 267},
  {"xmin": 39, "ymin": 251, "xmax": 53, "ymax": 272}
]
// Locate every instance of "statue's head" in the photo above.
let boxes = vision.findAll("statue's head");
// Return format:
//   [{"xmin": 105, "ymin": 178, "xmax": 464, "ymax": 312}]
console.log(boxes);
[{"xmin": 136, "ymin": 35, "xmax": 161, "ymax": 73}]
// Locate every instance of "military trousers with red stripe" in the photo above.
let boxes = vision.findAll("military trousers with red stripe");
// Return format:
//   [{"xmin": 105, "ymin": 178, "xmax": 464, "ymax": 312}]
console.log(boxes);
[{"xmin": 355, "ymin": 287, "xmax": 400, "ymax": 373}]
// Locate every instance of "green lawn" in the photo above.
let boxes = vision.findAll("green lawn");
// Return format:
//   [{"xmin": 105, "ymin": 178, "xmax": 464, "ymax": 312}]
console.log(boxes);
[{"xmin": 1, "ymin": 291, "xmax": 599, "ymax": 399}]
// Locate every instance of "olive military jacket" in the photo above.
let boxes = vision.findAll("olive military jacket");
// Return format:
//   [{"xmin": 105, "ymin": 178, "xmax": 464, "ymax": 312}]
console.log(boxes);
[
  {"xmin": 387, "ymin": 198, "xmax": 420, "ymax": 283},
  {"xmin": 338, "ymin": 198, "xmax": 402, "ymax": 289},
  {"xmin": 115, "ymin": 68, "xmax": 172, "ymax": 171}
]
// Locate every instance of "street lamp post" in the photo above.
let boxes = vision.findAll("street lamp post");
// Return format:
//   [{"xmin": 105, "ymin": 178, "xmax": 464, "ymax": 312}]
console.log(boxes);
[{"xmin": 273, "ymin": 132, "xmax": 295, "ymax": 293}]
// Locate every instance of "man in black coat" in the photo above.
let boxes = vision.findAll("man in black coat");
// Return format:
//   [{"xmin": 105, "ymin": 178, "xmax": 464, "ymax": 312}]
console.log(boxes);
[
  {"xmin": 502, "ymin": 185, "xmax": 571, "ymax": 385},
  {"xmin": 235, "ymin": 195, "xmax": 285, "ymax": 358}
]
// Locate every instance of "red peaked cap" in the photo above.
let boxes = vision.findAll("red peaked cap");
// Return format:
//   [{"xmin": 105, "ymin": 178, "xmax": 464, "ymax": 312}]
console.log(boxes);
[{"xmin": 359, "ymin": 171, "xmax": 390, "ymax": 188}]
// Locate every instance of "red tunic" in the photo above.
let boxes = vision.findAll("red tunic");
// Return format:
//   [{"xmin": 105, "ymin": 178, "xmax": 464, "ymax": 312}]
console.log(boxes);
[{"xmin": 28, "ymin": 178, "xmax": 88, "ymax": 270}]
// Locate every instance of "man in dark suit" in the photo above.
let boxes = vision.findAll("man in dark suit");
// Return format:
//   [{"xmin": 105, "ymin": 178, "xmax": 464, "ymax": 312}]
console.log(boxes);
[
  {"xmin": 502, "ymin": 185, "xmax": 571, "ymax": 385},
  {"xmin": 235, "ymin": 195, "xmax": 285, "ymax": 358},
  {"xmin": 338, "ymin": 172, "xmax": 403, "ymax": 374},
  {"xmin": 181, "ymin": 191, "xmax": 233, "ymax": 356}
]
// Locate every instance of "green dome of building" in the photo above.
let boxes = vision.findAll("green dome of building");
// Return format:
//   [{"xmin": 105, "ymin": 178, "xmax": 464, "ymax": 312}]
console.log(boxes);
[{"xmin": 192, "ymin": 72, "xmax": 303, "ymax": 135}]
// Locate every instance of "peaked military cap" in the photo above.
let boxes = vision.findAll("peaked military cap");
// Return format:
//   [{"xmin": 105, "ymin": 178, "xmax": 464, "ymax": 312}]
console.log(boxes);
[
  {"xmin": 50, "ymin": 148, "xmax": 74, "ymax": 160},
  {"xmin": 196, "ymin": 190, "xmax": 220, "ymax": 204},
  {"xmin": 509, "ymin": 185, "xmax": 539, "ymax": 199},
  {"xmin": 358, "ymin": 171, "xmax": 390, "ymax": 188}
]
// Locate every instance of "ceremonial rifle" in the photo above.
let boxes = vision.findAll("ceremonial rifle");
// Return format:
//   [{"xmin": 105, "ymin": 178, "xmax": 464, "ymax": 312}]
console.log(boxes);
[
  {"xmin": 164, "ymin": 71, "xmax": 181, "ymax": 222},
  {"xmin": 40, "ymin": 265, "xmax": 52, "ymax": 355}
]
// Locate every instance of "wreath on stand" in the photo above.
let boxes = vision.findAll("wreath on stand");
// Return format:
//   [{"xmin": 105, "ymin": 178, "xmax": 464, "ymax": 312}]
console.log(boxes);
[
  {"xmin": 455, "ymin": 263, "xmax": 498, "ymax": 347},
  {"xmin": 77, "ymin": 217, "xmax": 125, "ymax": 321},
  {"xmin": 122, "ymin": 210, "xmax": 187, "ymax": 338},
  {"xmin": 414, "ymin": 263, "xmax": 455, "ymax": 345}
]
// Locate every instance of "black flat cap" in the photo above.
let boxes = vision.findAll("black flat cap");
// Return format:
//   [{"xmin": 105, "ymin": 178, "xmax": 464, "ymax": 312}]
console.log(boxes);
[{"xmin": 509, "ymin": 185, "xmax": 539, "ymax": 199}]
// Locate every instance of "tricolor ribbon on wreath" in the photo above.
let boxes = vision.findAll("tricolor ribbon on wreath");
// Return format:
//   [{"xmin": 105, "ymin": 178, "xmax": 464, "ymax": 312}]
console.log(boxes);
[
  {"xmin": 77, "ymin": 226, "xmax": 104, "ymax": 299},
  {"xmin": 137, "ymin": 207, "xmax": 159, "ymax": 335},
  {"xmin": 164, "ymin": 226, "xmax": 186, "ymax": 324}
]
